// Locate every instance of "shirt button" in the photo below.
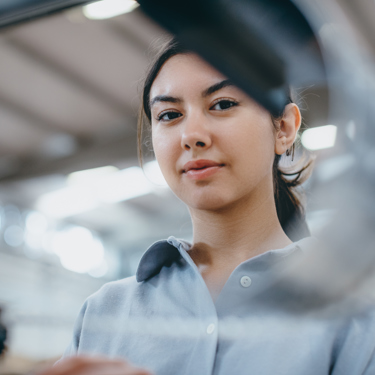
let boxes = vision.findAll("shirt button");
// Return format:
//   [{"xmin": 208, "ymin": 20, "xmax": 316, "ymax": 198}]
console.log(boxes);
[
  {"xmin": 240, "ymin": 276, "xmax": 252, "ymax": 288},
  {"xmin": 206, "ymin": 323, "xmax": 215, "ymax": 335}
]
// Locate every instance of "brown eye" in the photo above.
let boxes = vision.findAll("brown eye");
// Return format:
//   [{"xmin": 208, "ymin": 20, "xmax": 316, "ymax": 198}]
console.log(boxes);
[
  {"xmin": 210, "ymin": 99, "xmax": 239, "ymax": 111},
  {"xmin": 158, "ymin": 111, "xmax": 182, "ymax": 121}
]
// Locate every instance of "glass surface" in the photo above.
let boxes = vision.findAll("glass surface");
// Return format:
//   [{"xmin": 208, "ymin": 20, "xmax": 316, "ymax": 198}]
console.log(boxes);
[{"xmin": 0, "ymin": 0, "xmax": 375, "ymax": 373}]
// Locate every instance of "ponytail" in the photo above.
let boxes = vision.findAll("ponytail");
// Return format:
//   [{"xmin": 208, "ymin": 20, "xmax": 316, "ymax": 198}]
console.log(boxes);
[{"xmin": 273, "ymin": 153, "xmax": 313, "ymax": 241}]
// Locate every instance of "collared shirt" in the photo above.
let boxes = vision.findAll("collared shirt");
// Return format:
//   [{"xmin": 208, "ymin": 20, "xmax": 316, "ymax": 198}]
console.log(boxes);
[{"xmin": 63, "ymin": 236, "xmax": 375, "ymax": 375}]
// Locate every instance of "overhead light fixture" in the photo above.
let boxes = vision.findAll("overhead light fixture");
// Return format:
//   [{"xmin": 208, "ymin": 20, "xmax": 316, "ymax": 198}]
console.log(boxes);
[
  {"xmin": 35, "ymin": 165, "xmax": 164, "ymax": 219},
  {"xmin": 52, "ymin": 226, "xmax": 105, "ymax": 274},
  {"xmin": 36, "ymin": 186, "xmax": 98, "ymax": 218},
  {"xmin": 301, "ymin": 125, "xmax": 337, "ymax": 151},
  {"xmin": 96, "ymin": 166, "xmax": 154, "ymax": 203},
  {"xmin": 25, "ymin": 211, "xmax": 48, "ymax": 235},
  {"xmin": 83, "ymin": 0, "xmax": 139, "ymax": 20},
  {"xmin": 67, "ymin": 166, "xmax": 119, "ymax": 186}
]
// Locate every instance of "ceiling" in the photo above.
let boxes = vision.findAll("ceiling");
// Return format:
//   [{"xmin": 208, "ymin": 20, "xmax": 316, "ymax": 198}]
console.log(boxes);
[{"xmin": 0, "ymin": 6, "xmax": 165, "ymax": 175}]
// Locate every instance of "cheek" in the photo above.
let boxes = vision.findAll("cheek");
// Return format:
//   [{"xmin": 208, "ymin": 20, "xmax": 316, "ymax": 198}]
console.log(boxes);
[
  {"xmin": 222, "ymin": 116, "xmax": 275, "ymax": 168},
  {"xmin": 248, "ymin": 125, "xmax": 276, "ymax": 171}
]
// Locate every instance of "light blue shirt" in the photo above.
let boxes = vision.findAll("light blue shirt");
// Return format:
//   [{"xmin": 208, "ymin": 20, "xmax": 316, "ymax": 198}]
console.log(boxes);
[{"xmin": 63, "ymin": 236, "xmax": 375, "ymax": 374}]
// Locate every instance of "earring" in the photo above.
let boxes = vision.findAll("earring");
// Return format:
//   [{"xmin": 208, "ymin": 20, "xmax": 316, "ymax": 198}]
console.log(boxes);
[{"xmin": 285, "ymin": 144, "xmax": 295, "ymax": 161}]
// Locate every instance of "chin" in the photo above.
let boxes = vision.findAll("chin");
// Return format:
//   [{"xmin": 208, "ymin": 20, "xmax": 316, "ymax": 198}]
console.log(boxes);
[{"xmin": 184, "ymin": 192, "xmax": 236, "ymax": 212}]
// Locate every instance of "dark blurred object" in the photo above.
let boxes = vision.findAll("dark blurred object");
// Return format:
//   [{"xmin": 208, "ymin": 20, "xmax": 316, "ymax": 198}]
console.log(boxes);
[
  {"xmin": 137, "ymin": 0, "xmax": 325, "ymax": 116},
  {"xmin": 0, "ymin": 0, "xmax": 91, "ymax": 28},
  {"xmin": 0, "ymin": 0, "xmax": 325, "ymax": 116},
  {"xmin": 0, "ymin": 308, "xmax": 7, "ymax": 356},
  {"xmin": 137, "ymin": 0, "xmax": 375, "ymax": 314}
]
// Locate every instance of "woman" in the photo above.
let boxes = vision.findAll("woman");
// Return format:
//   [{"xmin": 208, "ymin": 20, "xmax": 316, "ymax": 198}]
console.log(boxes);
[{"xmin": 42, "ymin": 39, "xmax": 375, "ymax": 375}]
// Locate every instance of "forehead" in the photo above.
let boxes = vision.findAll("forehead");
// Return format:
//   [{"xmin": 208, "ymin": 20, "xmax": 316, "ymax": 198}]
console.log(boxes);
[{"xmin": 150, "ymin": 53, "xmax": 227, "ymax": 96}]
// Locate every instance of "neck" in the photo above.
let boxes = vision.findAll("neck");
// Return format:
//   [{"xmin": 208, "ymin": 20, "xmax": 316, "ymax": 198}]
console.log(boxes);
[
  {"xmin": 187, "ymin": 177, "xmax": 292, "ymax": 302},
  {"xmin": 189, "ymin": 184, "xmax": 291, "ymax": 267}
]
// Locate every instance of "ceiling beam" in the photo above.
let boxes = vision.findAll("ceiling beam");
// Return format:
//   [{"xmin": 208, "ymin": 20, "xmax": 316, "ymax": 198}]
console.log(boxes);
[
  {"xmin": 0, "ymin": 90, "xmax": 65, "ymax": 134},
  {"xmin": 6, "ymin": 35, "xmax": 133, "ymax": 116}
]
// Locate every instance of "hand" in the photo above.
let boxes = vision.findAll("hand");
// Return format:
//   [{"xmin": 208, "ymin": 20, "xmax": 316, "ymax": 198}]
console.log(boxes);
[{"xmin": 35, "ymin": 356, "xmax": 154, "ymax": 375}]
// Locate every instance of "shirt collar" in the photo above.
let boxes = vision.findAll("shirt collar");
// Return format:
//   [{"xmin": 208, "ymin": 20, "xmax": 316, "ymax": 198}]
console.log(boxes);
[
  {"xmin": 136, "ymin": 236, "xmax": 314, "ymax": 282},
  {"xmin": 136, "ymin": 236, "xmax": 188, "ymax": 282}
]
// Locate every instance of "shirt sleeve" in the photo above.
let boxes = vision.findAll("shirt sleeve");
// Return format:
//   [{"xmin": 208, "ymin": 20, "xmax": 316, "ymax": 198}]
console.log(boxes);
[{"xmin": 60, "ymin": 300, "xmax": 88, "ymax": 359}]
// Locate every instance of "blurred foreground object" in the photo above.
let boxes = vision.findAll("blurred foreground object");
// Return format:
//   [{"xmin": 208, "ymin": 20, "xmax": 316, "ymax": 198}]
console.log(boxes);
[
  {"xmin": 1, "ymin": 0, "xmax": 375, "ymax": 314},
  {"xmin": 136, "ymin": 0, "xmax": 375, "ymax": 314},
  {"xmin": 138, "ymin": 0, "xmax": 325, "ymax": 117}
]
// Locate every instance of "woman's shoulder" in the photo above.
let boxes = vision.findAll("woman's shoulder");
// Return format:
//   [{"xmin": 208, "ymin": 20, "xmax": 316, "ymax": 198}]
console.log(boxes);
[
  {"xmin": 81, "ymin": 237, "xmax": 189, "ymax": 311},
  {"xmin": 83, "ymin": 276, "xmax": 139, "ymax": 311},
  {"xmin": 99, "ymin": 275, "xmax": 138, "ymax": 293}
]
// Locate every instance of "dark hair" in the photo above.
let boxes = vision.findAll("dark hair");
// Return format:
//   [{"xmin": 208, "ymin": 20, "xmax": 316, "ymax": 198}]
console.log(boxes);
[{"xmin": 137, "ymin": 38, "xmax": 313, "ymax": 241}]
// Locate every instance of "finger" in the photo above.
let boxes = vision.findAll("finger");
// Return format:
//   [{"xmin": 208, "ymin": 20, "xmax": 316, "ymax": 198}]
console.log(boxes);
[
  {"xmin": 34, "ymin": 356, "xmax": 153, "ymax": 375},
  {"xmin": 85, "ymin": 361, "xmax": 154, "ymax": 375},
  {"xmin": 35, "ymin": 356, "xmax": 96, "ymax": 375}
]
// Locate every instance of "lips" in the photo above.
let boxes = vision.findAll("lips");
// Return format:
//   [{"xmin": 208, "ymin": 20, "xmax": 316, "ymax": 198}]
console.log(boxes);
[
  {"xmin": 182, "ymin": 159, "xmax": 224, "ymax": 173},
  {"xmin": 182, "ymin": 159, "xmax": 224, "ymax": 180}
]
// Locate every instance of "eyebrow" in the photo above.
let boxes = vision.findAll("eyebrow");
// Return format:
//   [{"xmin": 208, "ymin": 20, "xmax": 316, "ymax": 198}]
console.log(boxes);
[
  {"xmin": 150, "ymin": 95, "xmax": 181, "ymax": 108},
  {"xmin": 202, "ymin": 79, "xmax": 233, "ymax": 97},
  {"xmin": 149, "ymin": 79, "xmax": 234, "ymax": 108}
]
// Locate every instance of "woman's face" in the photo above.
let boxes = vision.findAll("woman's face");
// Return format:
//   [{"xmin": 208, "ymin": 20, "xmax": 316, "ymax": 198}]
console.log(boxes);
[{"xmin": 150, "ymin": 53, "xmax": 278, "ymax": 211}]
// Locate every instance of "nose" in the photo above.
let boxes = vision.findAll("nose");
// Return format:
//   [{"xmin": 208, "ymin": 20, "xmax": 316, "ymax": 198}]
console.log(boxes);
[{"xmin": 181, "ymin": 113, "xmax": 212, "ymax": 151}]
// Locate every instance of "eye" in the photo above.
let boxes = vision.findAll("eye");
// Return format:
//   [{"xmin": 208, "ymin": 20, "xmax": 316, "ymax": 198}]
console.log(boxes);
[
  {"xmin": 157, "ymin": 111, "xmax": 182, "ymax": 122},
  {"xmin": 210, "ymin": 99, "xmax": 239, "ymax": 111}
]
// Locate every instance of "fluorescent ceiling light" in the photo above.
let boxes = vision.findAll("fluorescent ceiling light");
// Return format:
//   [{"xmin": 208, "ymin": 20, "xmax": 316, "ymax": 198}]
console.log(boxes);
[
  {"xmin": 25, "ymin": 211, "xmax": 48, "ymax": 235},
  {"xmin": 301, "ymin": 125, "xmax": 337, "ymax": 151},
  {"xmin": 83, "ymin": 0, "xmax": 139, "ymax": 20},
  {"xmin": 36, "ymin": 166, "xmax": 157, "ymax": 219},
  {"xmin": 36, "ymin": 186, "xmax": 98, "ymax": 218},
  {"xmin": 68, "ymin": 166, "xmax": 119, "ymax": 186},
  {"xmin": 96, "ymin": 166, "xmax": 154, "ymax": 203},
  {"xmin": 52, "ymin": 226, "xmax": 105, "ymax": 273}
]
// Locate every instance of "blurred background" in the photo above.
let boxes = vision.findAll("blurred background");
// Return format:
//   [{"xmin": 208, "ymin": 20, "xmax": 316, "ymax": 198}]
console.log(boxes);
[{"xmin": 0, "ymin": 0, "xmax": 350, "ymax": 373}]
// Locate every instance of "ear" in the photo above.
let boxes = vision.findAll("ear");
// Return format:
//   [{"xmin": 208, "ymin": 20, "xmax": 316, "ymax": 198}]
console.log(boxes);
[{"xmin": 275, "ymin": 103, "xmax": 301, "ymax": 155}]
